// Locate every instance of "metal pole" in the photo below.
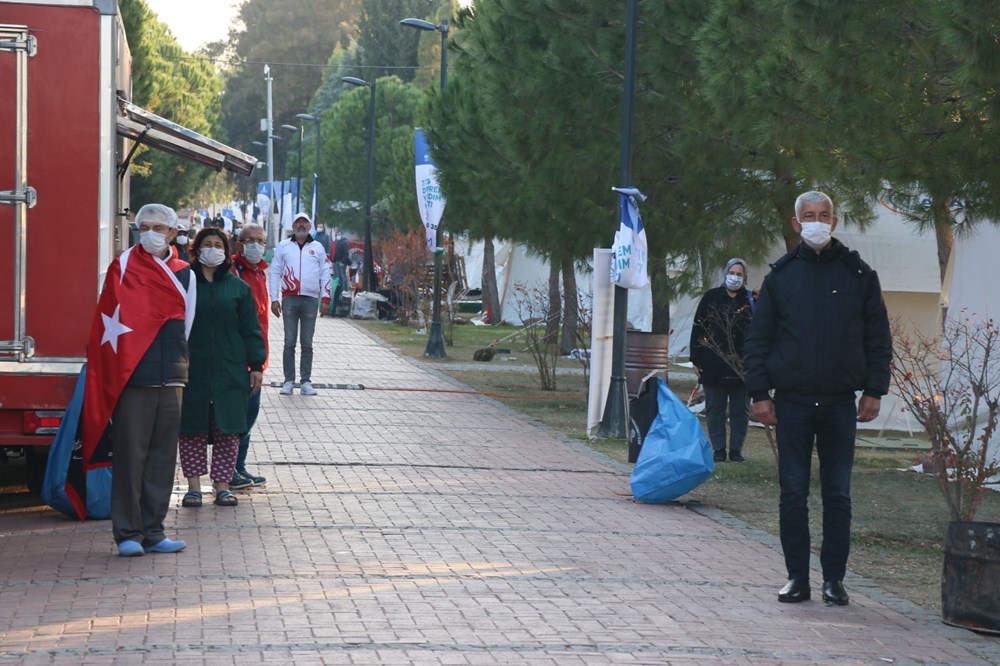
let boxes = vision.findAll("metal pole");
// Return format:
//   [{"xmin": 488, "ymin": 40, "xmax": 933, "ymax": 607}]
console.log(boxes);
[
  {"xmin": 597, "ymin": 0, "xmax": 638, "ymax": 439},
  {"xmin": 362, "ymin": 81, "xmax": 376, "ymax": 292},
  {"xmin": 277, "ymin": 138, "xmax": 287, "ymax": 235},
  {"xmin": 296, "ymin": 126, "xmax": 303, "ymax": 213},
  {"xmin": 265, "ymin": 65, "xmax": 277, "ymax": 250},
  {"xmin": 314, "ymin": 119, "xmax": 321, "ymax": 225},
  {"xmin": 423, "ymin": 20, "xmax": 449, "ymax": 358}
]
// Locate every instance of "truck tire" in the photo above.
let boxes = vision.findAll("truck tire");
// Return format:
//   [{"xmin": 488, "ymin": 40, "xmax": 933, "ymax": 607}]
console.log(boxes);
[{"xmin": 24, "ymin": 446, "xmax": 49, "ymax": 495}]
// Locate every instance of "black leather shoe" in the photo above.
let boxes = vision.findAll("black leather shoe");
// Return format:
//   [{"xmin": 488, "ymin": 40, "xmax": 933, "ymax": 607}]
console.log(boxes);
[
  {"xmin": 822, "ymin": 580, "xmax": 849, "ymax": 606},
  {"xmin": 778, "ymin": 579, "xmax": 811, "ymax": 603},
  {"xmin": 713, "ymin": 450, "xmax": 727, "ymax": 463},
  {"xmin": 729, "ymin": 452, "xmax": 746, "ymax": 463}
]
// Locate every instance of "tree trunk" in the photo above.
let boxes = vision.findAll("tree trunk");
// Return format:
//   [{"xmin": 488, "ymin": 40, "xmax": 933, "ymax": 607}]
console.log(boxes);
[
  {"xmin": 545, "ymin": 259, "xmax": 561, "ymax": 344},
  {"xmin": 559, "ymin": 254, "xmax": 579, "ymax": 355},
  {"xmin": 481, "ymin": 235, "xmax": 502, "ymax": 324},
  {"xmin": 931, "ymin": 198, "xmax": 954, "ymax": 285},
  {"xmin": 649, "ymin": 256, "xmax": 671, "ymax": 335}
]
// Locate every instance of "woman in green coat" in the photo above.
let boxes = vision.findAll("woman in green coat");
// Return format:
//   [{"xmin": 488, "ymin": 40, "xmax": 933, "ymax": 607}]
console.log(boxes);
[{"xmin": 179, "ymin": 228, "xmax": 265, "ymax": 508}]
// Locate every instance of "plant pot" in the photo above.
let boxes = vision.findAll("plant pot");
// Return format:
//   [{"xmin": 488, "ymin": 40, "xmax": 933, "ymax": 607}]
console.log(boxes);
[{"xmin": 942, "ymin": 520, "xmax": 1000, "ymax": 634}]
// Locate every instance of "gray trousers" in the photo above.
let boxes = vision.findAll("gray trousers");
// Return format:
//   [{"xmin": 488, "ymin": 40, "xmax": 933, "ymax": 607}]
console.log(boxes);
[
  {"xmin": 110, "ymin": 386, "xmax": 182, "ymax": 547},
  {"xmin": 282, "ymin": 295, "xmax": 318, "ymax": 383}
]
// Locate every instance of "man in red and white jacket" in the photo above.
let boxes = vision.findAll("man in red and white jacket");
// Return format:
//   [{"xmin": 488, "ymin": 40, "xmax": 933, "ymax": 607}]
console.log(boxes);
[{"xmin": 269, "ymin": 213, "xmax": 331, "ymax": 396}]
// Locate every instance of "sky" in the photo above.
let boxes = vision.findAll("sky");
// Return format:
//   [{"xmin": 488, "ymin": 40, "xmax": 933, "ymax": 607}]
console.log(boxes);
[{"xmin": 144, "ymin": 0, "xmax": 241, "ymax": 52}]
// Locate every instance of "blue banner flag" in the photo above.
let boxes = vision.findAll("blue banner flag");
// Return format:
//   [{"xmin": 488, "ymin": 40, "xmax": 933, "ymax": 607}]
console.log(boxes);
[{"xmin": 415, "ymin": 129, "xmax": 445, "ymax": 250}]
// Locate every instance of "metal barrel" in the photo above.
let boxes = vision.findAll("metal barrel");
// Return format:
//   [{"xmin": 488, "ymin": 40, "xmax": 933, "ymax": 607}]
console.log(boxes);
[{"xmin": 625, "ymin": 331, "xmax": 670, "ymax": 397}]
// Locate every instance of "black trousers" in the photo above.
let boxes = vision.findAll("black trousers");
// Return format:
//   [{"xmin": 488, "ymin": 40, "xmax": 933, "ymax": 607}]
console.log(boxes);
[
  {"xmin": 775, "ymin": 397, "xmax": 857, "ymax": 582},
  {"xmin": 110, "ymin": 386, "xmax": 182, "ymax": 547}
]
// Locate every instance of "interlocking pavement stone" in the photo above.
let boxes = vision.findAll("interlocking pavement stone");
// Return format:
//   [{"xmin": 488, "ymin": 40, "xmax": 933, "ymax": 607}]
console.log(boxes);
[{"xmin": 1, "ymin": 317, "xmax": 999, "ymax": 664}]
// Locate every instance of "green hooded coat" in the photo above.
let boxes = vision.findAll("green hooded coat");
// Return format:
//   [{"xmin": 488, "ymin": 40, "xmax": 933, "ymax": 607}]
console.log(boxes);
[{"xmin": 180, "ymin": 264, "xmax": 265, "ymax": 435}]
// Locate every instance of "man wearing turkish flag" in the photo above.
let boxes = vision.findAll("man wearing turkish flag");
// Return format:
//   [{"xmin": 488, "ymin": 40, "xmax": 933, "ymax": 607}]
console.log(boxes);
[{"xmin": 68, "ymin": 203, "xmax": 196, "ymax": 557}]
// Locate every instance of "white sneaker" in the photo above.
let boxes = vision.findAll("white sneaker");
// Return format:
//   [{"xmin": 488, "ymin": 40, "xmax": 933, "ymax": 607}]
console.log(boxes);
[
  {"xmin": 300, "ymin": 382, "xmax": 317, "ymax": 396},
  {"xmin": 279, "ymin": 381, "xmax": 294, "ymax": 395}
]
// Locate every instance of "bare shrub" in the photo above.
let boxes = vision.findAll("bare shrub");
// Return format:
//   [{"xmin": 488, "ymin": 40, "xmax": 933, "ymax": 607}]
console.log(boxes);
[
  {"xmin": 510, "ymin": 281, "xmax": 560, "ymax": 391},
  {"xmin": 889, "ymin": 313, "xmax": 1000, "ymax": 522}
]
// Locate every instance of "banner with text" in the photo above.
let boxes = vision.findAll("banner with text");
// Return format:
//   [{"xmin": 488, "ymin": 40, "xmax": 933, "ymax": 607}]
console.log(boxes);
[
  {"xmin": 610, "ymin": 187, "xmax": 649, "ymax": 289},
  {"xmin": 415, "ymin": 128, "xmax": 445, "ymax": 250}
]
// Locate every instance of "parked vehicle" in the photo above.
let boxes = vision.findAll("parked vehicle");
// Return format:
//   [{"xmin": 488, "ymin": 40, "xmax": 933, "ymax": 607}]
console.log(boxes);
[{"xmin": 0, "ymin": 1, "xmax": 255, "ymax": 492}]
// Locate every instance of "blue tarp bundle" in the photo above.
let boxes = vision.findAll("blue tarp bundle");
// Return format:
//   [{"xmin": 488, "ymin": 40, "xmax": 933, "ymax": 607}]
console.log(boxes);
[
  {"xmin": 630, "ymin": 377, "xmax": 714, "ymax": 503},
  {"xmin": 41, "ymin": 366, "xmax": 112, "ymax": 520}
]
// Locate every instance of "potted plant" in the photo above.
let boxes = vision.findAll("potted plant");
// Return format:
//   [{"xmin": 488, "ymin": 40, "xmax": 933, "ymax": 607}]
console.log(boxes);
[{"xmin": 889, "ymin": 312, "xmax": 1000, "ymax": 633}]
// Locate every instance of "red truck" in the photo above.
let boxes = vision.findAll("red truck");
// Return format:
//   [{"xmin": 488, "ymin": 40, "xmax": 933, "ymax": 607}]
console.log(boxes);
[{"xmin": 0, "ymin": 1, "xmax": 255, "ymax": 492}]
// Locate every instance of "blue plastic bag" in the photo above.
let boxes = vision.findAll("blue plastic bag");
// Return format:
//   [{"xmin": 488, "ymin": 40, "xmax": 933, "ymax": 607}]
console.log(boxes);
[
  {"xmin": 41, "ymin": 365, "xmax": 112, "ymax": 520},
  {"xmin": 630, "ymin": 377, "xmax": 714, "ymax": 503}
]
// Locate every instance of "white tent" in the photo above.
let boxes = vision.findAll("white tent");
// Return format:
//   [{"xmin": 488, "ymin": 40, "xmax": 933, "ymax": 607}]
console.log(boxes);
[
  {"xmin": 455, "ymin": 237, "xmax": 653, "ymax": 330},
  {"xmin": 454, "ymin": 200, "xmax": 952, "ymax": 435},
  {"xmin": 667, "ymin": 200, "xmax": 941, "ymax": 433},
  {"xmin": 942, "ymin": 221, "xmax": 1000, "ymax": 461}
]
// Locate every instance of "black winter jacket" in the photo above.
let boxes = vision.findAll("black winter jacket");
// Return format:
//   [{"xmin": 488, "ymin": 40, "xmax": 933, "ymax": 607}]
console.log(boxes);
[
  {"xmin": 127, "ymin": 267, "xmax": 192, "ymax": 387},
  {"xmin": 689, "ymin": 286, "xmax": 753, "ymax": 386},
  {"xmin": 743, "ymin": 239, "xmax": 892, "ymax": 403}
]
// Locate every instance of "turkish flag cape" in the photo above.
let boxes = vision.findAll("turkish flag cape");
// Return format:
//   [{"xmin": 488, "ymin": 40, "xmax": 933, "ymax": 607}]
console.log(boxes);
[{"xmin": 65, "ymin": 245, "xmax": 194, "ymax": 520}]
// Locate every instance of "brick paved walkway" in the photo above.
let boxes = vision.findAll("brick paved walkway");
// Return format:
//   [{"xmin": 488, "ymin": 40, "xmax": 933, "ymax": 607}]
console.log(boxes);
[{"xmin": 1, "ymin": 318, "xmax": 998, "ymax": 664}]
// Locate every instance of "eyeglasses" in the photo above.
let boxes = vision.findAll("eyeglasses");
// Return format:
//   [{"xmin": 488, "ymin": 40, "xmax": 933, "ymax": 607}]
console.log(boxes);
[{"xmin": 240, "ymin": 239, "xmax": 265, "ymax": 246}]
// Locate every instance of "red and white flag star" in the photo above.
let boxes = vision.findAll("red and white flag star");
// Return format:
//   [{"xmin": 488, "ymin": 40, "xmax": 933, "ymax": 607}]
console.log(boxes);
[{"xmin": 100, "ymin": 305, "xmax": 133, "ymax": 353}]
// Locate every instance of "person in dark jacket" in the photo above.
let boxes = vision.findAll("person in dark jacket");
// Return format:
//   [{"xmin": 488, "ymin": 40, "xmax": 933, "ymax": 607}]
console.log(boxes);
[
  {"xmin": 106, "ymin": 203, "xmax": 195, "ymax": 557},
  {"xmin": 331, "ymin": 231, "xmax": 350, "ymax": 315},
  {"xmin": 178, "ymin": 228, "xmax": 265, "ymax": 508},
  {"xmin": 313, "ymin": 223, "xmax": 332, "ymax": 256},
  {"xmin": 690, "ymin": 258, "xmax": 754, "ymax": 463},
  {"xmin": 743, "ymin": 191, "xmax": 892, "ymax": 607}
]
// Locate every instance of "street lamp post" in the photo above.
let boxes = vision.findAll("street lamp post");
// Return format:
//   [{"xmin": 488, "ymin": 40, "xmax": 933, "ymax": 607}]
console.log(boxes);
[
  {"xmin": 251, "ymin": 139, "xmax": 269, "ymax": 225},
  {"xmin": 597, "ymin": 0, "xmax": 639, "ymax": 439},
  {"xmin": 296, "ymin": 113, "xmax": 322, "ymax": 224},
  {"xmin": 342, "ymin": 76, "xmax": 377, "ymax": 293},
  {"xmin": 268, "ymin": 133, "xmax": 287, "ymax": 236},
  {"xmin": 282, "ymin": 124, "xmax": 304, "ymax": 213},
  {"xmin": 264, "ymin": 65, "xmax": 277, "ymax": 250},
  {"xmin": 401, "ymin": 16, "xmax": 449, "ymax": 358}
]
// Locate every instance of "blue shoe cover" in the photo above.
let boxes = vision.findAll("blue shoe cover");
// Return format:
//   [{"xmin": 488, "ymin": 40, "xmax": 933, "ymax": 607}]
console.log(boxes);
[
  {"xmin": 118, "ymin": 541, "xmax": 144, "ymax": 557},
  {"xmin": 144, "ymin": 538, "xmax": 187, "ymax": 554}
]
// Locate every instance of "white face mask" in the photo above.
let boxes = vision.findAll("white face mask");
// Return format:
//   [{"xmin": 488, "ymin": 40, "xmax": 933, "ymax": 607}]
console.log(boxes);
[
  {"xmin": 139, "ymin": 230, "xmax": 168, "ymax": 255},
  {"xmin": 175, "ymin": 235, "xmax": 189, "ymax": 246},
  {"xmin": 198, "ymin": 247, "xmax": 226, "ymax": 267},
  {"xmin": 241, "ymin": 242, "xmax": 265, "ymax": 264},
  {"xmin": 800, "ymin": 221, "xmax": 832, "ymax": 249},
  {"xmin": 725, "ymin": 274, "xmax": 744, "ymax": 291}
]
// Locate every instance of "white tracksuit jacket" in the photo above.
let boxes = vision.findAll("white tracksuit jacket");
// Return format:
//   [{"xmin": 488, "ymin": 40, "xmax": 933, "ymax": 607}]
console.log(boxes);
[{"xmin": 268, "ymin": 236, "xmax": 332, "ymax": 302}]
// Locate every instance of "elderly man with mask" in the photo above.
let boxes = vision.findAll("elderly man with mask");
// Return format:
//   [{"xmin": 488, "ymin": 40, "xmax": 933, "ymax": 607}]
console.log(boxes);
[
  {"xmin": 744, "ymin": 190, "xmax": 892, "ymax": 607},
  {"xmin": 269, "ymin": 213, "xmax": 331, "ymax": 396},
  {"xmin": 172, "ymin": 222, "xmax": 190, "ymax": 261},
  {"xmin": 80, "ymin": 203, "xmax": 196, "ymax": 556},
  {"xmin": 229, "ymin": 223, "xmax": 270, "ymax": 488}
]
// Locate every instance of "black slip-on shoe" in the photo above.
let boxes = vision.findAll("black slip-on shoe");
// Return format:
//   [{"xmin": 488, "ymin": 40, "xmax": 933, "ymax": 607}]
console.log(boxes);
[
  {"xmin": 822, "ymin": 580, "xmax": 849, "ymax": 606},
  {"xmin": 778, "ymin": 579, "xmax": 811, "ymax": 603}
]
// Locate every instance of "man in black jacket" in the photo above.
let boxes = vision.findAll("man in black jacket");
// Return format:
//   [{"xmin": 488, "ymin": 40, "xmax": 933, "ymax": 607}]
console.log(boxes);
[{"xmin": 743, "ymin": 191, "xmax": 892, "ymax": 606}]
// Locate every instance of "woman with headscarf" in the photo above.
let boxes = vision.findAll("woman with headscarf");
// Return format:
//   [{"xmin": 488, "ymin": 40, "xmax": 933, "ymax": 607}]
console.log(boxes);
[
  {"xmin": 178, "ymin": 228, "xmax": 266, "ymax": 508},
  {"xmin": 689, "ymin": 258, "xmax": 755, "ymax": 463}
]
